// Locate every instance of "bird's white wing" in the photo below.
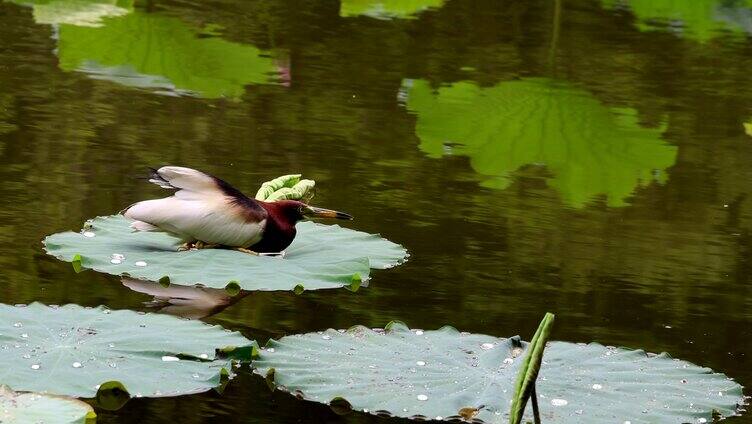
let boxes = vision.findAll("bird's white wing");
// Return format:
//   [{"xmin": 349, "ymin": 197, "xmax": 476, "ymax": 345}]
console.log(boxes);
[
  {"xmin": 148, "ymin": 166, "xmax": 220, "ymax": 199},
  {"xmin": 124, "ymin": 167, "xmax": 267, "ymax": 246}
]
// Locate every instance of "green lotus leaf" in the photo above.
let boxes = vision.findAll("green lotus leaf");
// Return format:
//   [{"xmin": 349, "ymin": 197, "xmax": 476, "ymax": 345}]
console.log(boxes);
[
  {"xmin": 52, "ymin": 9, "xmax": 275, "ymax": 98},
  {"xmin": 0, "ymin": 385, "xmax": 96, "ymax": 424},
  {"xmin": 255, "ymin": 174, "xmax": 302, "ymax": 200},
  {"xmin": 405, "ymin": 78, "xmax": 677, "ymax": 207},
  {"xmin": 43, "ymin": 215, "xmax": 407, "ymax": 291},
  {"xmin": 253, "ymin": 323, "xmax": 744, "ymax": 423},
  {"xmin": 0, "ymin": 303, "xmax": 255, "ymax": 399},
  {"xmin": 340, "ymin": 0, "xmax": 445, "ymax": 19},
  {"xmin": 602, "ymin": 0, "xmax": 752, "ymax": 42},
  {"xmin": 255, "ymin": 174, "xmax": 316, "ymax": 202}
]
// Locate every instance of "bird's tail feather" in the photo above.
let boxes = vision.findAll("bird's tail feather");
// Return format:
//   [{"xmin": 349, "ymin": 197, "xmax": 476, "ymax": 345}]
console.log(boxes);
[{"xmin": 147, "ymin": 167, "xmax": 175, "ymax": 189}]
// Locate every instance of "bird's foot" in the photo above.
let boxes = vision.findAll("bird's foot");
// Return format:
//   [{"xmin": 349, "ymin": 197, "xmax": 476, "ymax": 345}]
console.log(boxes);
[
  {"xmin": 177, "ymin": 242, "xmax": 195, "ymax": 251},
  {"xmin": 178, "ymin": 241, "xmax": 219, "ymax": 251},
  {"xmin": 233, "ymin": 247, "xmax": 259, "ymax": 256}
]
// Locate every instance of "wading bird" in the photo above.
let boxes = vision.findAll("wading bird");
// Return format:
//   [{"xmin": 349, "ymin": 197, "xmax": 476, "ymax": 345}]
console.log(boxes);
[{"xmin": 123, "ymin": 166, "xmax": 352, "ymax": 255}]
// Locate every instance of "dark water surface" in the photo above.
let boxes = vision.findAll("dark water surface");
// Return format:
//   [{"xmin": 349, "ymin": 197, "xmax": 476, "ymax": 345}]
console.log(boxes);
[{"xmin": 2, "ymin": 0, "xmax": 752, "ymax": 422}]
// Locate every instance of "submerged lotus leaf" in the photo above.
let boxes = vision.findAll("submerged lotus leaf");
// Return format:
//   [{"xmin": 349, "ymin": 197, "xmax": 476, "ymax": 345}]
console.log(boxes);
[
  {"xmin": 405, "ymin": 78, "xmax": 677, "ymax": 207},
  {"xmin": 0, "ymin": 385, "xmax": 95, "ymax": 424},
  {"xmin": 340, "ymin": 0, "xmax": 445, "ymax": 19},
  {"xmin": 43, "ymin": 215, "xmax": 407, "ymax": 291},
  {"xmin": 253, "ymin": 323, "xmax": 744, "ymax": 423},
  {"xmin": 601, "ymin": 0, "xmax": 752, "ymax": 42},
  {"xmin": 53, "ymin": 9, "xmax": 276, "ymax": 98},
  {"xmin": 0, "ymin": 303, "xmax": 254, "ymax": 398}
]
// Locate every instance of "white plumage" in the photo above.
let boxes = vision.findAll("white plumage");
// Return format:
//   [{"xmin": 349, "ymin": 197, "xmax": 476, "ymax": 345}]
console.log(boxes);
[{"xmin": 124, "ymin": 166, "xmax": 267, "ymax": 247}]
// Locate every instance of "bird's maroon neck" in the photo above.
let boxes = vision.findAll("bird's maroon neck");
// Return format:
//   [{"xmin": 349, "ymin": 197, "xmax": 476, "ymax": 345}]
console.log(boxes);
[{"xmin": 250, "ymin": 201, "xmax": 300, "ymax": 253}]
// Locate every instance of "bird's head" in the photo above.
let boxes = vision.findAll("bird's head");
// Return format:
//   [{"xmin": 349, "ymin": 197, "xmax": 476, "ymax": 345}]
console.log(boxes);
[{"xmin": 273, "ymin": 200, "xmax": 353, "ymax": 223}]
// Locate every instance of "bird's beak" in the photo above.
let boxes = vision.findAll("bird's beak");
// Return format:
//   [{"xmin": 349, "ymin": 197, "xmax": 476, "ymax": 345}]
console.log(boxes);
[{"xmin": 303, "ymin": 206, "xmax": 353, "ymax": 220}]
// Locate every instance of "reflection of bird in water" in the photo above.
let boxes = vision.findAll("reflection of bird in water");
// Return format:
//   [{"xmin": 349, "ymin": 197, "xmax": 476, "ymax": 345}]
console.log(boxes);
[
  {"xmin": 121, "ymin": 278, "xmax": 247, "ymax": 320},
  {"xmin": 123, "ymin": 166, "xmax": 352, "ymax": 255}
]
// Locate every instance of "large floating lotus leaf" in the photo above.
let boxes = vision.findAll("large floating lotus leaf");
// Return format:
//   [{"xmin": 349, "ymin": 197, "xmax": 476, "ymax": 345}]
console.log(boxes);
[
  {"xmin": 54, "ymin": 10, "xmax": 276, "ymax": 98},
  {"xmin": 8, "ymin": 0, "xmax": 132, "ymax": 27},
  {"xmin": 43, "ymin": 215, "xmax": 407, "ymax": 292},
  {"xmin": 0, "ymin": 303, "xmax": 254, "ymax": 398},
  {"xmin": 340, "ymin": 0, "xmax": 445, "ymax": 19},
  {"xmin": 253, "ymin": 323, "xmax": 744, "ymax": 423},
  {"xmin": 0, "ymin": 385, "xmax": 96, "ymax": 424},
  {"xmin": 602, "ymin": 0, "xmax": 752, "ymax": 42},
  {"xmin": 405, "ymin": 78, "xmax": 677, "ymax": 207}
]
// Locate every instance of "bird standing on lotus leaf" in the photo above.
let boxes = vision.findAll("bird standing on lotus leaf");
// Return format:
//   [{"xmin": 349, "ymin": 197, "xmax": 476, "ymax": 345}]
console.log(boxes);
[{"xmin": 122, "ymin": 166, "xmax": 352, "ymax": 255}]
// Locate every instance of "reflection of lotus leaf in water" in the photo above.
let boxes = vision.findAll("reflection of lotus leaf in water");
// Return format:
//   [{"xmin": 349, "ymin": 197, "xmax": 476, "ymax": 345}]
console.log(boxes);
[
  {"xmin": 340, "ymin": 0, "xmax": 444, "ymax": 19},
  {"xmin": 55, "ymin": 11, "xmax": 276, "ymax": 98},
  {"xmin": 602, "ymin": 0, "xmax": 752, "ymax": 41},
  {"xmin": 405, "ymin": 78, "xmax": 677, "ymax": 207},
  {"xmin": 8, "ymin": 0, "xmax": 131, "ymax": 27}
]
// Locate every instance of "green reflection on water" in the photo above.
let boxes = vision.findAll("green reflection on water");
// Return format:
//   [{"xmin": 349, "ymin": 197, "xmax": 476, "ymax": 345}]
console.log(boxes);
[
  {"xmin": 340, "ymin": 0, "xmax": 444, "ymax": 19},
  {"xmin": 603, "ymin": 0, "xmax": 752, "ymax": 41},
  {"xmin": 405, "ymin": 78, "xmax": 677, "ymax": 207},
  {"xmin": 10, "ymin": 0, "xmax": 131, "ymax": 27},
  {"xmin": 57, "ymin": 12, "xmax": 277, "ymax": 98},
  {"xmin": 12, "ymin": 0, "xmax": 278, "ymax": 98}
]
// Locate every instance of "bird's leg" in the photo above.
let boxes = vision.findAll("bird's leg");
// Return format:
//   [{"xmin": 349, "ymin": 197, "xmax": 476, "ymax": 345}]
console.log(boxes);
[
  {"xmin": 233, "ymin": 247, "xmax": 259, "ymax": 256},
  {"xmin": 194, "ymin": 241, "xmax": 219, "ymax": 250}
]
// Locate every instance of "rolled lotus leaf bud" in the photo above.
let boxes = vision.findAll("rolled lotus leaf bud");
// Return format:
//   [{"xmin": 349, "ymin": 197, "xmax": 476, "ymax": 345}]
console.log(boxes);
[
  {"xmin": 255, "ymin": 174, "xmax": 302, "ymax": 200},
  {"xmin": 265, "ymin": 179, "xmax": 316, "ymax": 202}
]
